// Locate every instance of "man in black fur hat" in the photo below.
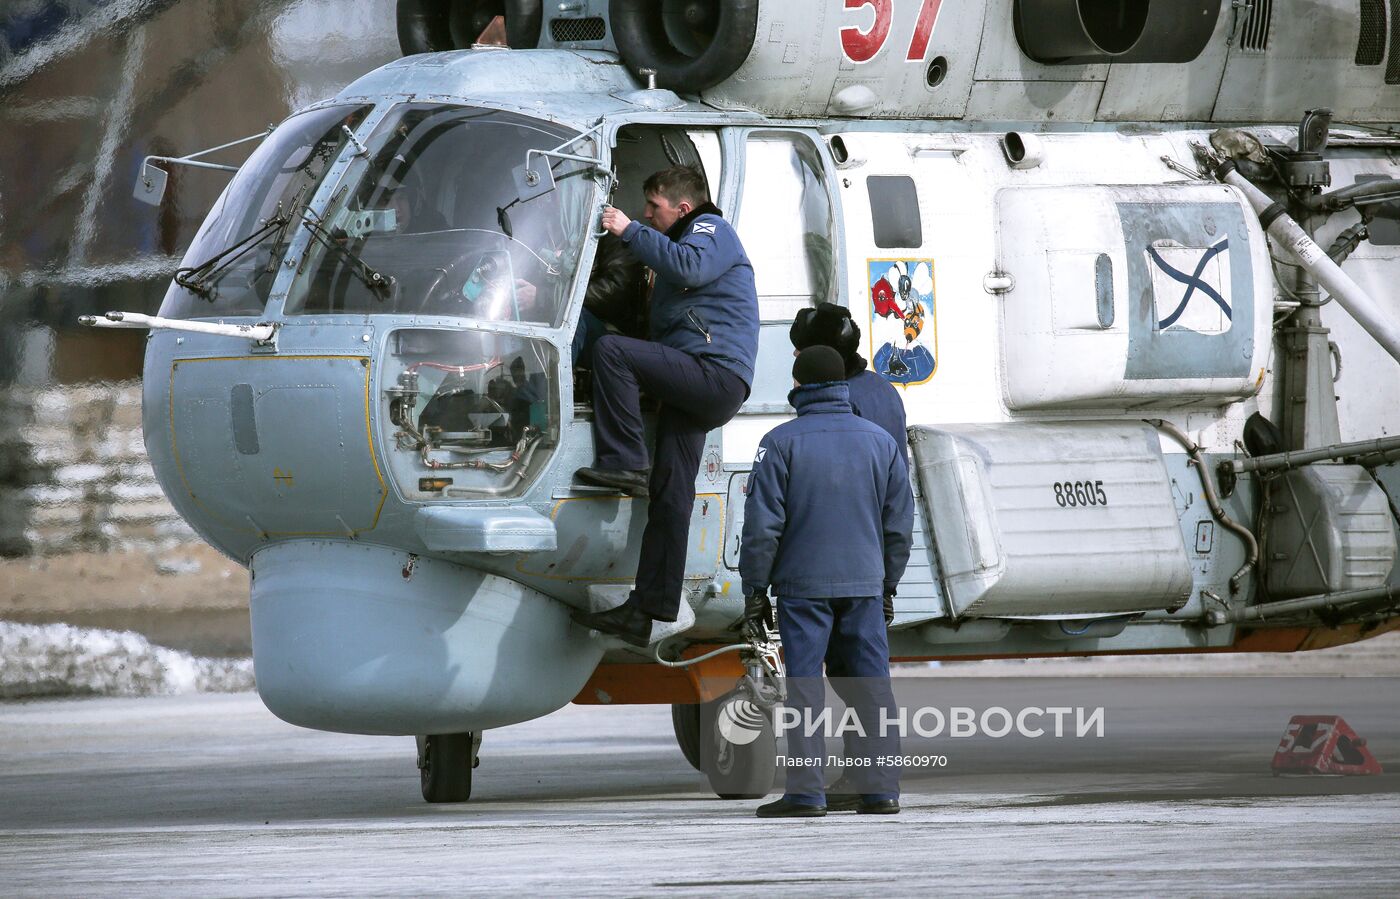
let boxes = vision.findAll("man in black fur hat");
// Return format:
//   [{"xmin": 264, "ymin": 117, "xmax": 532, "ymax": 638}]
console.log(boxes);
[
  {"xmin": 741, "ymin": 345, "xmax": 910, "ymax": 817},
  {"xmin": 791, "ymin": 302, "xmax": 908, "ymax": 459}
]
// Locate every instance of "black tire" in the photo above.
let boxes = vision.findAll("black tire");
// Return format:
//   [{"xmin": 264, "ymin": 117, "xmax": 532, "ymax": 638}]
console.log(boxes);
[
  {"xmin": 671, "ymin": 703, "xmax": 702, "ymax": 772},
  {"xmin": 609, "ymin": 0, "xmax": 759, "ymax": 92},
  {"xmin": 419, "ymin": 732, "xmax": 476, "ymax": 803},
  {"xmin": 698, "ymin": 690, "xmax": 778, "ymax": 799}
]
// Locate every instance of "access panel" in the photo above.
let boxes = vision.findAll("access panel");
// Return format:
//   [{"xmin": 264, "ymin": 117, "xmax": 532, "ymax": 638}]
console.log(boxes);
[{"xmin": 911, "ymin": 421, "xmax": 1193, "ymax": 617}]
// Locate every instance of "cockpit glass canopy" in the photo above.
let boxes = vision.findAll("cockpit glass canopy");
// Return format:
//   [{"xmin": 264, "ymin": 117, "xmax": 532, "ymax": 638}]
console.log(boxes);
[
  {"xmin": 158, "ymin": 104, "xmax": 370, "ymax": 319},
  {"xmin": 284, "ymin": 104, "xmax": 596, "ymax": 325}
]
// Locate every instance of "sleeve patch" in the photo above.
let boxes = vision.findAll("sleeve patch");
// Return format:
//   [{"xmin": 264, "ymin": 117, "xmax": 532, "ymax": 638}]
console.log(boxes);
[
  {"xmin": 754, "ymin": 447, "xmax": 767, "ymax": 464},
  {"xmin": 693, "ymin": 222, "xmax": 716, "ymax": 234}
]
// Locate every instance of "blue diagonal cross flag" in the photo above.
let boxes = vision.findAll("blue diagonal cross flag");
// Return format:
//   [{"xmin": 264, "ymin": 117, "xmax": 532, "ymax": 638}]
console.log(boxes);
[
  {"xmin": 1119, "ymin": 200, "xmax": 1253, "ymax": 382},
  {"xmin": 1147, "ymin": 238, "xmax": 1231, "ymax": 330}
]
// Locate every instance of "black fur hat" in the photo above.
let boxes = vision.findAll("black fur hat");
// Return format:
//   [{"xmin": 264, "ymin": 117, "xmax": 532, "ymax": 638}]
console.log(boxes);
[{"xmin": 790, "ymin": 302, "xmax": 866, "ymax": 377}]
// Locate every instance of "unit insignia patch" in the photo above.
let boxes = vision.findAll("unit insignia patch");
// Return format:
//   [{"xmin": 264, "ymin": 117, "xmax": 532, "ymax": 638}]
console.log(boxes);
[{"xmin": 867, "ymin": 258, "xmax": 938, "ymax": 387}]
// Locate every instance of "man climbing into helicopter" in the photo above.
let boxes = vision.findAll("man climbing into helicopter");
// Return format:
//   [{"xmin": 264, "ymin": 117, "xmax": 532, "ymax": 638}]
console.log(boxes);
[{"xmin": 573, "ymin": 165, "xmax": 760, "ymax": 646}]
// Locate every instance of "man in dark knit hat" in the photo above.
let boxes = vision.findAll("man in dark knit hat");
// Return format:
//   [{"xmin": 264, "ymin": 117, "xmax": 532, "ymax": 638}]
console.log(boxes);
[
  {"xmin": 739, "ymin": 345, "xmax": 912, "ymax": 818},
  {"xmin": 789, "ymin": 303, "xmax": 914, "ymax": 811}
]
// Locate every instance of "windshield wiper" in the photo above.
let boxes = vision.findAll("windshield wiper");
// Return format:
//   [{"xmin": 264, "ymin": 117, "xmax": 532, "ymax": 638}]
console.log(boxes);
[
  {"xmin": 174, "ymin": 186, "xmax": 311, "ymax": 300},
  {"xmin": 175, "ymin": 213, "xmax": 291, "ymax": 300},
  {"xmin": 299, "ymin": 213, "xmax": 395, "ymax": 300}
]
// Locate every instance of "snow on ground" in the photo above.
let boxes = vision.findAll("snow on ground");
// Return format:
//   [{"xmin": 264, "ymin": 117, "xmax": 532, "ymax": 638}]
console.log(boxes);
[{"xmin": 0, "ymin": 621, "xmax": 254, "ymax": 699}]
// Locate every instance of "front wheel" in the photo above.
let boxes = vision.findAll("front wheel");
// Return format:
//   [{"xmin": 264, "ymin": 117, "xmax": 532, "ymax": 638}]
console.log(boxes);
[
  {"xmin": 699, "ymin": 690, "xmax": 778, "ymax": 799},
  {"xmin": 417, "ymin": 731, "xmax": 480, "ymax": 803}
]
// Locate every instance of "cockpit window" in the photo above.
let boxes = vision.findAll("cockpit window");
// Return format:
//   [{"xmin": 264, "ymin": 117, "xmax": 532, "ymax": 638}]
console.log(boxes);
[
  {"xmin": 284, "ymin": 104, "xmax": 596, "ymax": 325},
  {"xmin": 158, "ymin": 105, "xmax": 370, "ymax": 319}
]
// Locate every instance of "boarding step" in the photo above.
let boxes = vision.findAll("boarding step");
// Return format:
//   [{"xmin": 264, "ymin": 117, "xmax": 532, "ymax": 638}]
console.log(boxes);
[{"xmin": 585, "ymin": 584, "xmax": 696, "ymax": 646}]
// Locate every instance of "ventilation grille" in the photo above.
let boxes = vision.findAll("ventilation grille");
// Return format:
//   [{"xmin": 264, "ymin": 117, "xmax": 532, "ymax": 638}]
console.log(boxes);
[
  {"xmin": 549, "ymin": 16, "xmax": 606, "ymax": 43},
  {"xmin": 1358, "ymin": 0, "xmax": 1387, "ymax": 65},
  {"xmin": 1239, "ymin": 0, "xmax": 1272, "ymax": 52}
]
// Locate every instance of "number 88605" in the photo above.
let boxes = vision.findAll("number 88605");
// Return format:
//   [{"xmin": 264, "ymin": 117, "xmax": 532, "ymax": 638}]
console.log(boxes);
[{"xmin": 1053, "ymin": 480, "xmax": 1108, "ymax": 508}]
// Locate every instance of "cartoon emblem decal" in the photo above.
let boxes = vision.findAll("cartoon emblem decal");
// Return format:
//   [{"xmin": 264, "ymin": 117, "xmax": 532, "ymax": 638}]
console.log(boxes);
[{"xmin": 867, "ymin": 258, "xmax": 937, "ymax": 387}]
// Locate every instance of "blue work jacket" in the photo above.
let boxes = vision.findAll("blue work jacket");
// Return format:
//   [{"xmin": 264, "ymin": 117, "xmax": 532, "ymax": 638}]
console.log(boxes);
[
  {"xmin": 847, "ymin": 369, "xmax": 908, "ymax": 459},
  {"xmin": 621, "ymin": 208, "xmax": 760, "ymax": 386},
  {"xmin": 740, "ymin": 381, "xmax": 914, "ymax": 599}
]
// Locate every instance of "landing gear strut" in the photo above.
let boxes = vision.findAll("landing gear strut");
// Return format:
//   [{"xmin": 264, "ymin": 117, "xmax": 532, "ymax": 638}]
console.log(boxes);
[
  {"xmin": 416, "ymin": 731, "xmax": 481, "ymax": 803},
  {"xmin": 662, "ymin": 626, "xmax": 785, "ymax": 800}
]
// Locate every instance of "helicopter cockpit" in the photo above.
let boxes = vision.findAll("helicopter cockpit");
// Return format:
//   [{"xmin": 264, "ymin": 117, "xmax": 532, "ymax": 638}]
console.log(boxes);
[
  {"xmin": 341, "ymin": 105, "xmax": 594, "ymax": 498},
  {"xmin": 158, "ymin": 104, "xmax": 373, "ymax": 320},
  {"xmin": 286, "ymin": 104, "xmax": 593, "ymax": 321},
  {"xmin": 153, "ymin": 101, "xmax": 601, "ymax": 502},
  {"xmin": 159, "ymin": 102, "xmax": 594, "ymax": 322}
]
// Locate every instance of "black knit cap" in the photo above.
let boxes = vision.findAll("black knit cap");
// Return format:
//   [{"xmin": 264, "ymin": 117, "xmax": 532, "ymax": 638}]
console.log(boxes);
[{"xmin": 792, "ymin": 345, "xmax": 847, "ymax": 386}]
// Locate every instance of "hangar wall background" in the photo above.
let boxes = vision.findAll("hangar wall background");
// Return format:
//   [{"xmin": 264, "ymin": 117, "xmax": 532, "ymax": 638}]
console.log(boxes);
[{"xmin": 0, "ymin": 0, "xmax": 398, "ymax": 557}]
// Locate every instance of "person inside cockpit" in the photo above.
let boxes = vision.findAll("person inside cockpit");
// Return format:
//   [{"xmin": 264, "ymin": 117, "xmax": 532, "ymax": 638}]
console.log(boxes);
[
  {"xmin": 572, "ymin": 233, "xmax": 647, "ymax": 366},
  {"xmin": 388, "ymin": 187, "xmax": 448, "ymax": 234},
  {"xmin": 383, "ymin": 168, "xmax": 449, "ymax": 234}
]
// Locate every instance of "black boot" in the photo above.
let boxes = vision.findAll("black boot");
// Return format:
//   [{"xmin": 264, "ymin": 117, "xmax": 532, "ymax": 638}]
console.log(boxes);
[
  {"xmin": 857, "ymin": 799, "xmax": 901, "ymax": 815},
  {"xmin": 824, "ymin": 774, "xmax": 861, "ymax": 812},
  {"xmin": 573, "ymin": 603, "xmax": 654, "ymax": 647},
  {"xmin": 756, "ymin": 798, "xmax": 827, "ymax": 818},
  {"xmin": 575, "ymin": 466, "xmax": 649, "ymax": 497}
]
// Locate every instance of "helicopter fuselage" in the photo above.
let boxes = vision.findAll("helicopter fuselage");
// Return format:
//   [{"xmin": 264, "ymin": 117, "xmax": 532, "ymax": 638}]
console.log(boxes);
[{"xmin": 142, "ymin": 48, "xmax": 1400, "ymax": 737}]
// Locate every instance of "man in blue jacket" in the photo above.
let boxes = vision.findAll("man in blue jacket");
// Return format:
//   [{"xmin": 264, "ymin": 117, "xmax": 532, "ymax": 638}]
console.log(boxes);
[
  {"xmin": 790, "ymin": 302, "xmax": 913, "ymax": 812},
  {"xmin": 574, "ymin": 166, "xmax": 759, "ymax": 646},
  {"xmin": 740, "ymin": 345, "xmax": 913, "ymax": 818}
]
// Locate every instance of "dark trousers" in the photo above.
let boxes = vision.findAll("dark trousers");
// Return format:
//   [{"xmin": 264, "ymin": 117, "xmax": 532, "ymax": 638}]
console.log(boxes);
[
  {"xmin": 777, "ymin": 595, "xmax": 900, "ymax": 806},
  {"xmin": 590, "ymin": 335, "xmax": 747, "ymax": 621},
  {"xmin": 571, "ymin": 307, "xmax": 607, "ymax": 366}
]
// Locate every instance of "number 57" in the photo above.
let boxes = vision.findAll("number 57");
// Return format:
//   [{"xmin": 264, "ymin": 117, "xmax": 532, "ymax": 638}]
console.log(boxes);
[{"xmin": 840, "ymin": 0, "xmax": 945, "ymax": 64}]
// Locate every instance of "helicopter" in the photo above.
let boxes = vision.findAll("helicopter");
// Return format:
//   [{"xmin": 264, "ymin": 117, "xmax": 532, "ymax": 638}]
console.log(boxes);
[{"xmin": 81, "ymin": 0, "xmax": 1400, "ymax": 802}]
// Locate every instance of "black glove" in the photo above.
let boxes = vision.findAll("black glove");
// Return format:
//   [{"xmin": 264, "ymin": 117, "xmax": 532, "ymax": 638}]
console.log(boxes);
[
  {"xmin": 883, "ymin": 593, "xmax": 895, "ymax": 628},
  {"xmin": 744, "ymin": 589, "xmax": 774, "ymax": 635}
]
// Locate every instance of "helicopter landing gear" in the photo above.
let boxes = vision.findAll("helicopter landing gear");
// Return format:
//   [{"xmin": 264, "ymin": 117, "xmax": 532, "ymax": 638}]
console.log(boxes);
[
  {"xmin": 671, "ymin": 703, "xmax": 703, "ymax": 772},
  {"xmin": 416, "ymin": 731, "xmax": 481, "ymax": 803},
  {"xmin": 667, "ymin": 633, "xmax": 786, "ymax": 800},
  {"xmin": 700, "ymin": 688, "xmax": 779, "ymax": 799}
]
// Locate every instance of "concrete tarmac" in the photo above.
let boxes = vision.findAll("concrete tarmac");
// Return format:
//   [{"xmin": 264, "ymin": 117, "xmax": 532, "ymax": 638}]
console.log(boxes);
[{"xmin": 0, "ymin": 689, "xmax": 1397, "ymax": 896}]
